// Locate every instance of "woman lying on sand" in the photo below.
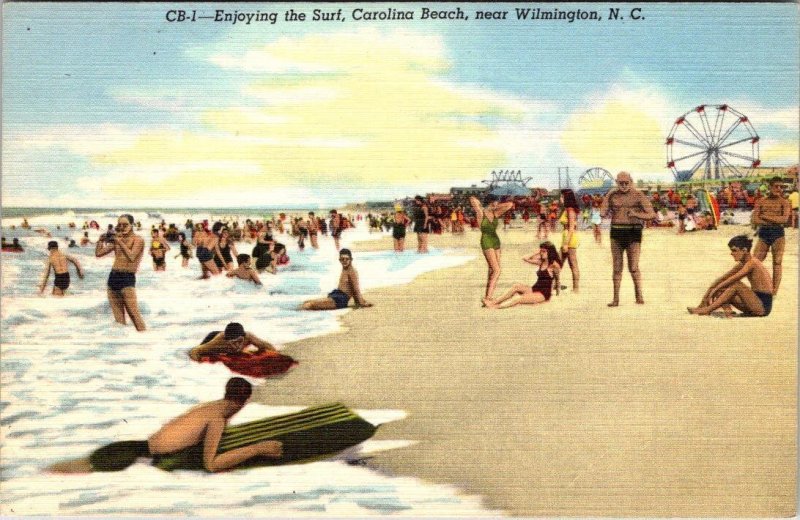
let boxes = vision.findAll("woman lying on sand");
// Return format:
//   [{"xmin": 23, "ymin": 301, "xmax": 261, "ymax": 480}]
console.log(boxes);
[{"xmin": 486, "ymin": 242, "xmax": 561, "ymax": 309}]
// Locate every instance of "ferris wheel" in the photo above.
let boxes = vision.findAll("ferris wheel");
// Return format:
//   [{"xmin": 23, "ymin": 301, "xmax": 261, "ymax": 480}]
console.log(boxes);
[
  {"xmin": 666, "ymin": 104, "xmax": 760, "ymax": 181},
  {"xmin": 579, "ymin": 167, "xmax": 613, "ymax": 188}
]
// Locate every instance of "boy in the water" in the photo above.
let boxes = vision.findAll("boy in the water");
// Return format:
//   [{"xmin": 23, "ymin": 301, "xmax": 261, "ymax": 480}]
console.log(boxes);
[
  {"xmin": 47, "ymin": 378, "xmax": 282, "ymax": 473},
  {"xmin": 688, "ymin": 235, "xmax": 774, "ymax": 317},
  {"xmin": 226, "ymin": 254, "xmax": 263, "ymax": 286},
  {"xmin": 39, "ymin": 241, "xmax": 84, "ymax": 296}
]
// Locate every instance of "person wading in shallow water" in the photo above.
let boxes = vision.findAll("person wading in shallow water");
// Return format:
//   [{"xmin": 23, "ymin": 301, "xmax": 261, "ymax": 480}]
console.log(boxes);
[
  {"xmin": 600, "ymin": 172, "xmax": 656, "ymax": 307},
  {"xmin": 95, "ymin": 214, "xmax": 146, "ymax": 331},
  {"xmin": 39, "ymin": 241, "xmax": 84, "ymax": 296}
]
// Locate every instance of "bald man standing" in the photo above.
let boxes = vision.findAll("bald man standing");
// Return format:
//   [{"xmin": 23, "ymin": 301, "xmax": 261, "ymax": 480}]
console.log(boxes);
[{"xmin": 600, "ymin": 172, "xmax": 656, "ymax": 306}]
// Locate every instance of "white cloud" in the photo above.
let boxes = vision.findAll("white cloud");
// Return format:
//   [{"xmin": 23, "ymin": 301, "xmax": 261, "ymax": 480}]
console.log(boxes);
[
  {"xmin": 243, "ymin": 86, "xmax": 341, "ymax": 105},
  {"xmin": 209, "ymin": 49, "xmax": 334, "ymax": 74},
  {"xmin": 726, "ymin": 101, "xmax": 799, "ymax": 132},
  {"xmin": 207, "ymin": 28, "xmax": 447, "ymax": 75},
  {"xmin": 7, "ymin": 125, "xmax": 145, "ymax": 155},
  {"xmin": 113, "ymin": 93, "xmax": 190, "ymax": 113}
]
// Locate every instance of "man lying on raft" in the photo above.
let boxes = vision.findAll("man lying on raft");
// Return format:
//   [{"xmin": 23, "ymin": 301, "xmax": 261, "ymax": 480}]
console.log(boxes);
[
  {"xmin": 688, "ymin": 235, "xmax": 773, "ymax": 317},
  {"xmin": 189, "ymin": 322, "xmax": 276, "ymax": 361},
  {"xmin": 47, "ymin": 378, "xmax": 282, "ymax": 473},
  {"xmin": 300, "ymin": 249, "xmax": 373, "ymax": 310}
]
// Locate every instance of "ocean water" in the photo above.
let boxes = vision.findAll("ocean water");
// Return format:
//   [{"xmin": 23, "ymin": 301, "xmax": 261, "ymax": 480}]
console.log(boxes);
[{"xmin": 0, "ymin": 211, "xmax": 499, "ymax": 516}]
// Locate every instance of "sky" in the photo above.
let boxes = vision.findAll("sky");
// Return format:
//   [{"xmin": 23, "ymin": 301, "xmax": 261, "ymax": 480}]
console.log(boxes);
[{"xmin": 2, "ymin": 2, "xmax": 798, "ymax": 208}]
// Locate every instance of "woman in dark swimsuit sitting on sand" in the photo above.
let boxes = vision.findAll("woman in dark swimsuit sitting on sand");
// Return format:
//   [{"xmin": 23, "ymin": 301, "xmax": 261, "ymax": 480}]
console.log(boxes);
[{"xmin": 486, "ymin": 242, "xmax": 561, "ymax": 309}]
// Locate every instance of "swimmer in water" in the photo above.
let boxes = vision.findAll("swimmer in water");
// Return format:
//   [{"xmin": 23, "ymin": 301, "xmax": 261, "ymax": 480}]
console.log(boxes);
[
  {"xmin": 226, "ymin": 254, "xmax": 262, "ymax": 286},
  {"xmin": 95, "ymin": 214, "xmax": 146, "ymax": 331},
  {"xmin": 150, "ymin": 229, "xmax": 170, "ymax": 272},
  {"xmin": 39, "ymin": 241, "xmax": 84, "ymax": 296}
]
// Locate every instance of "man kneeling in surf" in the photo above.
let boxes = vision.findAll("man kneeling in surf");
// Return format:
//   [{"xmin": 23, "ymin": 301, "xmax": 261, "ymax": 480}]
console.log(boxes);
[
  {"xmin": 688, "ymin": 235, "xmax": 773, "ymax": 318},
  {"xmin": 47, "ymin": 378, "xmax": 282, "ymax": 473},
  {"xmin": 300, "ymin": 249, "xmax": 373, "ymax": 310},
  {"xmin": 189, "ymin": 322, "xmax": 276, "ymax": 361}
]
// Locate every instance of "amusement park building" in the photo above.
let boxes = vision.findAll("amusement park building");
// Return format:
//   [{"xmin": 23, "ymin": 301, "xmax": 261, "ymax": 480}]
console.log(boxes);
[{"xmin": 449, "ymin": 185, "xmax": 488, "ymax": 198}]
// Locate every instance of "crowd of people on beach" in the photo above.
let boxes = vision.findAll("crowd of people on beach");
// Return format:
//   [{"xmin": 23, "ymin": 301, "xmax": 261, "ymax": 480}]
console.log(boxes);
[
  {"xmin": 4, "ymin": 171, "xmax": 796, "ymax": 475},
  {"xmin": 8, "ymin": 172, "xmax": 796, "ymax": 322},
  {"xmin": 15, "ymin": 209, "xmax": 372, "ymax": 333},
  {"xmin": 22, "ymin": 209, "xmax": 375, "ymax": 473}
]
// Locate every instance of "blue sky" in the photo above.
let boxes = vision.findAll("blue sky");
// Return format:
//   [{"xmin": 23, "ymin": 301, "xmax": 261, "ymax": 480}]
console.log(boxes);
[{"xmin": 3, "ymin": 3, "xmax": 798, "ymax": 207}]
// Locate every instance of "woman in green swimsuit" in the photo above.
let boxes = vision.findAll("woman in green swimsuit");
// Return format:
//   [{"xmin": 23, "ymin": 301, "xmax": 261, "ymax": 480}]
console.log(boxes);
[{"xmin": 469, "ymin": 194, "xmax": 514, "ymax": 305}]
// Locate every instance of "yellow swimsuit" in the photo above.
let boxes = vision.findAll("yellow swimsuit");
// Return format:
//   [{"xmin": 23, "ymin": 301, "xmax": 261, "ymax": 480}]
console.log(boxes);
[{"xmin": 560, "ymin": 211, "xmax": 579, "ymax": 249}]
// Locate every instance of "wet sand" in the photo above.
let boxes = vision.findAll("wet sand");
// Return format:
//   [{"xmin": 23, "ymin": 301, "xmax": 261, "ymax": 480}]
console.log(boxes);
[{"xmin": 259, "ymin": 224, "xmax": 797, "ymax": 517}]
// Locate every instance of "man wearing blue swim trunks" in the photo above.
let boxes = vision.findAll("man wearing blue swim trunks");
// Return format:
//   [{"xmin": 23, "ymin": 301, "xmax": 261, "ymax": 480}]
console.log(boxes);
[
  {"xmin": 752, "ymin": 177, "xmax": 790, "ymax": 296},
  {"xmin": 95, "ymin": 214, "xmax": 146, "ymax": 331},
  {"xmin": 300, "ymin": 249, "xmax": 373, "ymax": 311},
  {"xmin": 39, "ymin": 241, "xmax": 84, "ymax": 296},
  {"xmin": 688, "ymin": 235, "xmax": 774, "ymax": 317}
]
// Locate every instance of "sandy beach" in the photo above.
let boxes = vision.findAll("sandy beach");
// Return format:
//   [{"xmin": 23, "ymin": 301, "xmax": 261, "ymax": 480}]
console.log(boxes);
[{"xmin": 262, "ymin": 224, "xmax": 797, "ymax": 517}]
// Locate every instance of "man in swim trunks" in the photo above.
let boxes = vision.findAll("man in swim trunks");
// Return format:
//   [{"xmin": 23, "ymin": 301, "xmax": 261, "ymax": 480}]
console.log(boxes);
[
  {"xmin": 47, "ymin": 377, "xmax": 282, "ymax": 473},
  {"xmin": 39, "ymin": 241, "xmax": 84, "ymax": 296},
  {"xmin": 688, "ymin": 235, "xmax": 773, "ymax": 317},
  {"xmin": 329, "ymin": 210, "xmax": 344, "ymax": 250},
  {"xmin": 751, "ymin": 177, "xmax": 790, "ymax": 296},
  {"xmin": 307, "ymin": 212, "xmax": 319, "ymax": 249},
  {"xmin": 600, "ymin": 172, "xmax": 656, "ymax": 306},
  {"xmin": 226, "ymin": 254, "xmax": 263, "ymax": 286},
  {"xmin": 189, "ymin": 322, "xmax": 276, "ymax": 360},
  {"xmin": 95, "ymin": 214, "xmax": 146, "ymax": 331},
  {"xmin": 300, "ymin": 249, "xmax": 373, "ymax": 310}
]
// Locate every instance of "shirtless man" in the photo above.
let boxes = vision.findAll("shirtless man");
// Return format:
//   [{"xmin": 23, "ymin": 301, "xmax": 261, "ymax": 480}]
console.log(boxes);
[
  {"xmin": 751, "ymin": 177, "xmax": 791, "ymax": 295},
  {"xmin": 193, "ymin": 225, "xmax": 220, "ymax": 278},
  {"xmin": 307, "ymin": 212, "xmax": 319, "ymax": 249},
  {"xmin": 95, "ymin": 214, "xmax": 146, "ymax": 331},
  {"xmin": 329, "ymin": 210, "xmax": 343, "ymax": 250},
  {"xmin": 300, "ymin": 249, "xmax": 373, "ymax": 310},
  {"xmin": 688, "ymin": 235, "xmax": 773, "ymax": 317},
  {"xmin": 600, "ymin": 172, "xmax": 656, "ymax": 306},
  {"xmin": 189, "ymin": 322, "xmax": 276, "ymax": 361},
  {"xmin": 226, "ymin": 254, "xmax": 262, "ymax": 286},
  {"xmin": 39, "ymin": 241, "xmax": 84, "ymax": 296},
  {"xmin": 47, "ymin": 378, "xmax": 282, "ymax": 473}
]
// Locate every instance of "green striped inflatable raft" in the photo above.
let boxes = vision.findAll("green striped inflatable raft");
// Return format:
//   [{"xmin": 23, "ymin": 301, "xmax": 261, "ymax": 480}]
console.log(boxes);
[{"xmin": 153, "ymin": 403, "xmax": 377, "ymax": 471}]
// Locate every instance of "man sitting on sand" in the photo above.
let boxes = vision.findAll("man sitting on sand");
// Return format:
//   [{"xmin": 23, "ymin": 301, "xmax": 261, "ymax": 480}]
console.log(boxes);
[
  {"xmin": 39, "ymin": 241, "xmax": 84, "ymax": 296},
  {"xmin": 301, "ymin": 249, "xmax": 373, "ymax": 310},
  {"xmin": 189, "ymin": 322, "xmax": 277, "ymax": 361},
  {"xmin": 226, "ymin": 254, "xmax": 262, "ymax": 286},
  {"xmin": 688, "ymin": 235, "xmax": 773, "ymax": 317},
  {"xmin": 48, "ymin": 378, "xmax": 282, "ymax": 473}
]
